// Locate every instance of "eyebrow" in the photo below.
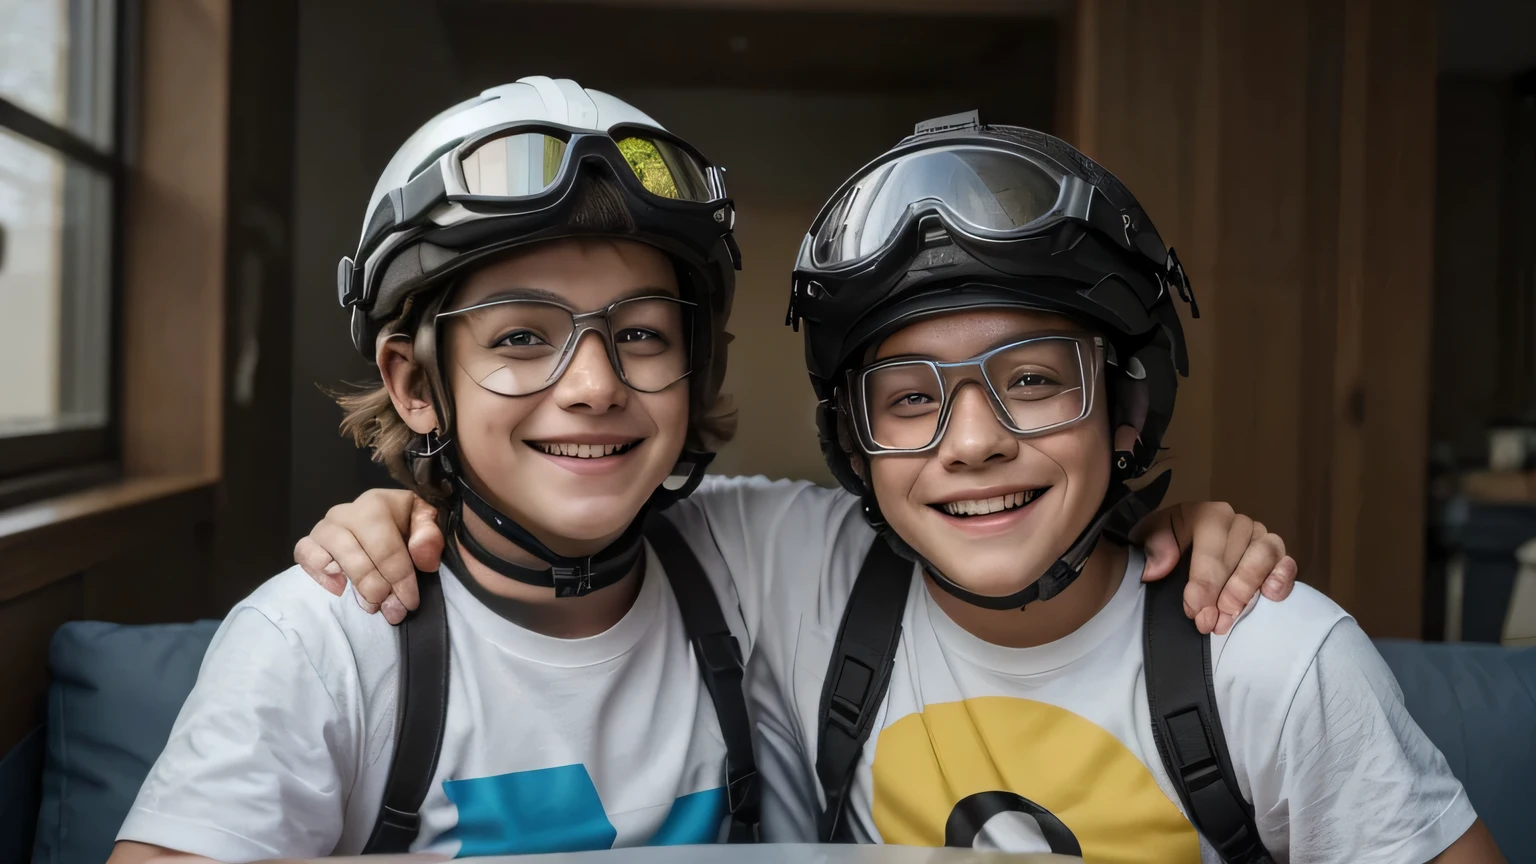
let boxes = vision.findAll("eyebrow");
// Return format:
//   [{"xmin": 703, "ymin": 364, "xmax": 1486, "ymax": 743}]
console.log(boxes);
[
  {"xmin": 456, "ymin": 284, "xmax": 681, "ymax": 311},
  {"xmin": 875, "ymin": 331, "xmax": 1086, "ymax": 364}
]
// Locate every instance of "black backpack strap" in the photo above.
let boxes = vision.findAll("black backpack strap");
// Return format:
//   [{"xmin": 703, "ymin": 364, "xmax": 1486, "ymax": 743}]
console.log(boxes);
[
  {"xmin": 644, "ymin": 513, "xmax": 761, "ymax": 843},
  {"xmin": 1144, "ymin": 559, "xmax": 1274, "ymax": 864},
  {"xmin": 363, "ymin": 568, "xmax": 450, "ymax": 854},
  {"xmin": 815, "ymin": 536, "xmax": 913, "ymax": 843}
]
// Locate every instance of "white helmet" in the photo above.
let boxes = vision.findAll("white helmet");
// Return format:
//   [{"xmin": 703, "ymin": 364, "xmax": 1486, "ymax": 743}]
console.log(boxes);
[
  {"xmin": 337, "ymin": 75, "xmax": 739, "ymax": 408},
  {"xmin": 337, "ymin": 77, "xmax": 742, "ymax": 599}
]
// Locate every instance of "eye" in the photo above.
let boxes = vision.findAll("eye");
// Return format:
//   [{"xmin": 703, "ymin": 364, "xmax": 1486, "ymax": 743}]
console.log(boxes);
[
  {"xmin": 1010, "ymin": 373, "xmax": 1057, "ymax": 388},
  {"xmin": 615, "ymin": 327, "xmax": 664, "ymax": 344},
  {"xmin": 892, "ymin": 392, "xmax": 934, "ymax": 408},
  {"xmin": 495, "ymin": 330, "xmax": 548, "ymax": 349}
]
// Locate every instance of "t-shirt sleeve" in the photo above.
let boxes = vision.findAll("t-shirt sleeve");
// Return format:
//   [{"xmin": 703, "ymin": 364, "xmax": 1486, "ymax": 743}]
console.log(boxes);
[
  {"xmin": 116, "ymin": 605, "xmax": 359, "ymax": 862},
  {"xmin": 677, "ymin": 475, "xmax": 876, "ymax": 843},
  {"xmin": 1246, "ymin": 619, "xmax": 1477, "ymax": 863},
  {"xmin": 753, "ymin": 647, "xmax": 824, "ymax": 843},
  {"xmin": 673, "ymin": 474, "xmax": 868, "ymax": 640}
]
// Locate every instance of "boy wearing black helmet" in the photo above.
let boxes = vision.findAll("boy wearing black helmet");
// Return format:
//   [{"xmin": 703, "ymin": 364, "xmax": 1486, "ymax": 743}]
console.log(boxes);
[{"xmin": 761, "ymin": 115, "xmax": 1496, "ymax": 861}]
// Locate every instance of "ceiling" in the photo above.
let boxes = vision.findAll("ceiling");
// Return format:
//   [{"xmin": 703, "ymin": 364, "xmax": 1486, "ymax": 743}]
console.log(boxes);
[
  {"xmin": 434, "ymin": 0, "xmax": 1061, "ymax": 93},
  {"xmin": 1439, "ymin": 0, "xmax": 1536, "ymax": 76}
]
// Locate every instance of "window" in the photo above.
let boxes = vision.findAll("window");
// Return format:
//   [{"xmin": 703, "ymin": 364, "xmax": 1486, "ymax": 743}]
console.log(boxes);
[{"xmin": 0, "ymin": 0, "xmax": 123, "ymax": 496}]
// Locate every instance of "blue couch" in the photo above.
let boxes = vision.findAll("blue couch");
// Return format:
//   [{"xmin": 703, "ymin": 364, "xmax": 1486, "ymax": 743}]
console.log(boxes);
[{"xmin": 2, "ymin": 623, "xmax": 1533, "ymax": 864}]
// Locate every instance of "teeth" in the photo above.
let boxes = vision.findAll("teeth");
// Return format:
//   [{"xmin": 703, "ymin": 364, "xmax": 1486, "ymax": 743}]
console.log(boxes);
[
  {"xmin": 941, "ymin": 489, "xmax": 1040, "ymax": 517},
  {"xmin": 533, "ymin": 442, "xmax": 634, "ymax": 459}
]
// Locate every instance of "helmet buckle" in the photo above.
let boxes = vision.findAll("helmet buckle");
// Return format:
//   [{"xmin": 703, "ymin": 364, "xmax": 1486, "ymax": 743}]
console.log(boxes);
[{"xmin": 914, "ymin": 110, "xmax": 980, "ymax": 137}]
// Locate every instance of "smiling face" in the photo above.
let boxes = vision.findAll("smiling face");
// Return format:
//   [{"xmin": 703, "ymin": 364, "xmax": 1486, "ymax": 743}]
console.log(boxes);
[
  {"xmin": 435, "ymin": 237, "xmax": 690, "ymax": 549},
  {"xmin": 864, "ymin": 308, "xmax": 1113, "ymax": 597}
]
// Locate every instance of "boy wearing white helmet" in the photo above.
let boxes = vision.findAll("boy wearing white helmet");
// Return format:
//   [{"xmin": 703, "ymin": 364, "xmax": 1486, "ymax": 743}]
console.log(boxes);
[
  {"xmin": 112, "ymin": 77, "xmax": 750, "ymax": 862},
  {"xmin": 113, "ymin": 82, "xmax": 1292, "ymax": 863}
]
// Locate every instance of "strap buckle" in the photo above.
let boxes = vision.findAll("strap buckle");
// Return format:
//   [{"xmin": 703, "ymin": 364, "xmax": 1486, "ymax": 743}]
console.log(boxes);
[
  {"xmin": 551, "ymin": 561, "xmax": 594, "ymax": 598},
  {"xmin": 697, "ymin": 631, "xmax": 744, "ymax": 674},
  {"xmin": 727, "ymin": 768, "xmax": 759, "ymax": 815},
  {"xmin": 825, "ymin": 656, "xmax": 875, "ymax": 737}
]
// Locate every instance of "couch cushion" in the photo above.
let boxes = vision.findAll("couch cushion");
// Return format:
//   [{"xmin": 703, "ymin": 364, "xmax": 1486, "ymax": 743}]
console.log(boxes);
[
  {"xmin": 32, "ymin": 619, "xmax": 220, "ymax": 864},
  {"xmin": 1375, "ymin": 639, "xmax": 1536, "ymax": 861}
]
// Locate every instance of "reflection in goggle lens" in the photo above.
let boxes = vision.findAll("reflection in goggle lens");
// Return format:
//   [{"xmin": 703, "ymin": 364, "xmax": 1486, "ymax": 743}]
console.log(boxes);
[
  {"xmin": 812, "ymin": 146, "xmax": 1064, "ymax": 267},
  {"xmin": 458, "ymin": 131, "xmax": 713, "ymax": 203},
  {"xmin": 460, "ymin": 132, "xmax": 569, "ymax": 197}
]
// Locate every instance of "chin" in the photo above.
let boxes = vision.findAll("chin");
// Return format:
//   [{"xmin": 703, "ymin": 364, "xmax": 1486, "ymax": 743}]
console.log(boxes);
[
  {"xmin": 928, "ymin": 550, "xmax": 1051, "ymax": 597},
  {"xmin": 535, "ymin": 492, "xmax": 651, "ymax": 542}
]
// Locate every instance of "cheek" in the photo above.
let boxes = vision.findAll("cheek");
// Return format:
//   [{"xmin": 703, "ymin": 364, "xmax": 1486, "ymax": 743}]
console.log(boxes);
[
  {"xmin": 868, "ymin": 456, "xmax": 925, "ymax": 519},
  {"xmin": 632, "ymin": 384, "xmax": 690, "ymax": 446},
  {"xmin": 449, "ymin": 377, "xmax": 539, "ymax": 460},
  {"xmin": 1038, "ymin": 422, "xmax": 1112, "ymax": 510}
]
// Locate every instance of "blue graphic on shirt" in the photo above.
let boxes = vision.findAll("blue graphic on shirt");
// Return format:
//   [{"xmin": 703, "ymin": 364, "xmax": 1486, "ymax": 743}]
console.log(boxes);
[
  {"xmin": 441, "ymin": 765, "xmax": 726, "ymax": 857},
  {"xmin": 648, "ymin": 786, "xmax": 728, "ymax": 846}
]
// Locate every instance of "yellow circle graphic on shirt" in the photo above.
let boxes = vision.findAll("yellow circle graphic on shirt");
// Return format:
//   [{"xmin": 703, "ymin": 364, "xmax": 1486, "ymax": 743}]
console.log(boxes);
[{"xmin": 871, "ymin": 696, "xmax": 1199, "ymax": 863}]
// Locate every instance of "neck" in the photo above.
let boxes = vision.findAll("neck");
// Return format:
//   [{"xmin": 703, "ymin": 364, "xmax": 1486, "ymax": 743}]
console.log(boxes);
[
  {"xmin": 452, "ymin": 506, "xmax": 643, "ymax": 639},
  {"xmin": 925, "ymin": 540, "xmax": 1129, "ymax": 649}
]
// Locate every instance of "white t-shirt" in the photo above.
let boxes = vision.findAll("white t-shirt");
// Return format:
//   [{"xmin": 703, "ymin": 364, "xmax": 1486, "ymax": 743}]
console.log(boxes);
[
  {"xmin": 117, "ymin": 531, "xmax": 750, "ymax": 861},
  {"xmin": 684, "ymin": 476, "xmax": 1478, "ymax": 863}
]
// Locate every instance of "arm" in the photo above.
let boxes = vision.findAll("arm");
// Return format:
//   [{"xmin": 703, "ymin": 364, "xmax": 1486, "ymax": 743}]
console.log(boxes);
[
  {"xmin": 1229, "ymin": 615, "xmax": 1499, "ymax": 863},
  {"xmin": 106, "ymin": 843, "xmax": 218, "ymax": 864},
  {"xmin": 113, "ymin": 605, "xmax": 357, "ymax": 861},
  {"xmin": 1431, "ymin": 821, "xmax": 1506, "ymax": 864},
  {"xmin": 294, "ymin": 489, "xmax": 1300, "ymax": 634}
]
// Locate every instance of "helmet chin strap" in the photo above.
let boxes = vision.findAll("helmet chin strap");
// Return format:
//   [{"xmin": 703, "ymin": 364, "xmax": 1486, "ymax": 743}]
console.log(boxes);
[
  {"xmin": 455, "ymin": 477, "xmax": 651, "ymax": 598},
  {"xmin": 410, "ymin": 433, "xmax": 715, "ymax": 599},
  {"xmin": 889, "ymin": 462, "xmax": 1173, "ymax": 612}
]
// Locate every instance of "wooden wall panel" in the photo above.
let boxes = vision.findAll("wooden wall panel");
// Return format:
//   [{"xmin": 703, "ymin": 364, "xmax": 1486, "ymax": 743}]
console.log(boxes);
[
  {"xmin": 0, "ymin": 0, "xmax": 231, "ymax": 757},
  {"xmin": 119, "ymin": 0, "xmax": 230, "ymax": 479},
  {"xmin": 1067, "ymin": 0, "xmax": 1438, "ymax": 636}
]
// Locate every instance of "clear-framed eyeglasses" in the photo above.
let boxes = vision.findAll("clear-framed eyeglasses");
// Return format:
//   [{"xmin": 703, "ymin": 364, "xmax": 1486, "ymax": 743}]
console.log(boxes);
[
  {"xmin": 845, "ymin": 333, "xmax": 1104, "ymax": 455},
  {"xmin": 435, "ymin": 294, "xmax": 695, "ymax": 396}
]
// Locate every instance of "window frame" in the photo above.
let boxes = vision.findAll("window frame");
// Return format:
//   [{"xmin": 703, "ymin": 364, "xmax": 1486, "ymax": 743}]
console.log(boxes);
[{"xmin": 0, "ymin": 0, "xmax": 132, "ymax": 504}]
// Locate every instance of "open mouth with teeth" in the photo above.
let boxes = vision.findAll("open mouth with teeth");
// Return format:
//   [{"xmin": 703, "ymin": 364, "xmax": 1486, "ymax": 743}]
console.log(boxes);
[
  {"xmin": 528, "ymin": 440, "xmax": 642, "ymax": 460},
  {"xmin": 931, "ymin": 488, "xmax": 1049, "ymax": 518}
]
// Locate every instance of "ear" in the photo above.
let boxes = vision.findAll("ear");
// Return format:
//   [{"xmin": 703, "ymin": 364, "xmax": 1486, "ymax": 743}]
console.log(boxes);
[{"xmin": 377, "ymin": 335, "xmax": 439, "ymax": 435}]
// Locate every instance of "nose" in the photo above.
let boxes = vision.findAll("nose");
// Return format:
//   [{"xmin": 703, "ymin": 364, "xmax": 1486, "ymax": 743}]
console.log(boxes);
[
  {"xmin": 935, "ymin": 382, "xmax": 1017, "ymax": 470},
  {"xmin": 551, "ymin": 330, "xmax": 627, "ymax": 414}
]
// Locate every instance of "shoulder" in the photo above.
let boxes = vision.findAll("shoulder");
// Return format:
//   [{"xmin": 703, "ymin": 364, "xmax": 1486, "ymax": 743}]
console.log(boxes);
[
  {"xmin": 1205, "ymin": 591, "xmax": 1476, "ymax": 860},
  {"xmin": 687, "ymin": 473, "xmax": 861, "ymax": 523},
  {"xmin": 1210, "ymin": 583, "xmax": 1351, "ymax": 686},
  {"xmin": 670, "ymin": 473, "xmax": 875, "ymax": 607},
  {"xmin": 215, "ymin": 566, "xmax": 400, "ymax": 689},
  {"xmin": 1206, "ymin": 584, "xmax": 1352, "ymax": 742}
]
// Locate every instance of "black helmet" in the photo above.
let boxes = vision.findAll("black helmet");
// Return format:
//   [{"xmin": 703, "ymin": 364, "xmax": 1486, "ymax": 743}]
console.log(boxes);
[{"xmin": 786, "ymin": 111, "xmax": 1198, "ymax": 610}]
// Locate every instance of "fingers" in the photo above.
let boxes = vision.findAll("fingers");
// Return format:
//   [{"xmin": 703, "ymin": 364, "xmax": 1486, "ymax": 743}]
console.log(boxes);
[
  {"xmin": 1181, "ymin": 503, "xmax": 1242, "ymax": 624},
  {"xmin": 308, "ymin": 520, "xmax": 393, "ymax": 610},
  {"xmin": 381, "ymin": 594, "xmax": 409, "ymax": 626},
  {"xmin": 1263, "ymin": 555, "xmax": 1299, "ymax": 601},
  {"xmin": 407, "ymin": 496, "xmax": 445, "ymax": 575},
  {"xmin": 346, "ymin": 506, "xmax": 421, "ymax": 609},
  {"xmin": 294, "ymin": 536, "xmax": 346, "ymax": 596}
]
